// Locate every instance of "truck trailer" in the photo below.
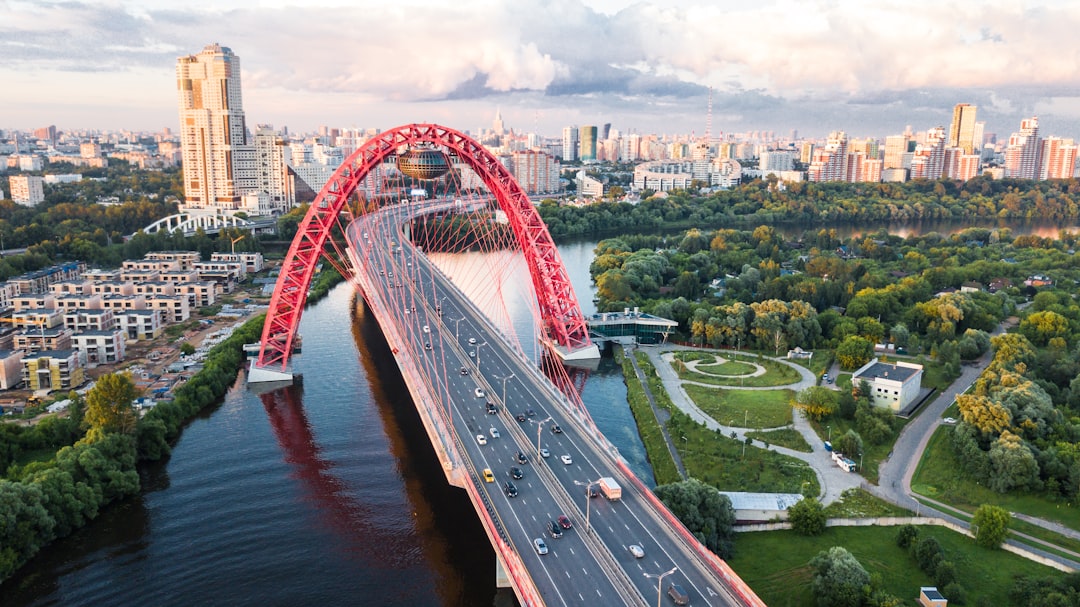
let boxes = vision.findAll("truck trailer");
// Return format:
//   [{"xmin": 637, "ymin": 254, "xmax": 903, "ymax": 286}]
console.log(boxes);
[{"xmin": 598, "ymin": 477, "xmax": 622, "ymax": 501}]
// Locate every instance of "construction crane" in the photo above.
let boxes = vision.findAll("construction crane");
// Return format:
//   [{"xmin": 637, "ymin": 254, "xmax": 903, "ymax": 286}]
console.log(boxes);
[
  {"xmin": 0, "ymin": 316, "xmax": 49, "ymax": 351},
  {"xmin": 230, "ymin": 234, "xmax": 245, "ymax": 254}
]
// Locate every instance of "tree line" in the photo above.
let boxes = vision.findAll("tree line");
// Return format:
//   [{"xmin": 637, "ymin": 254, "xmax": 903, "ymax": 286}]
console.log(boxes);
[{"xmin": 0, "ymin": 315, "xmax": 264, "ymax": 583}]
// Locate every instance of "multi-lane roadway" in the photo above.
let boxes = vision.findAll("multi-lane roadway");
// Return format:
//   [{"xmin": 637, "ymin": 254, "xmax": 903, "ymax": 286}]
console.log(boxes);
[{"xmin": 345, "ymin": 200, "xmax": 760, "ymax": 607}]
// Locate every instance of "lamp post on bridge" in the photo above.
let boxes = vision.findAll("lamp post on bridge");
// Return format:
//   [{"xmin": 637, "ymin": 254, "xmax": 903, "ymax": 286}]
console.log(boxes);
[
  {"xmin": 643, "ymin": 566, "xmax": 678, "ymax": 607},
  {"xmin": 450, "ymin": 316, "xmax": 464, "ymax": 339},
  {"xmin": 475, "ymin": 341, "xmax": 487, "ymax": 367},
  {"xmin": 573, "ymin": 479, "xmax": 599, "ymax": 533},
  {"xmin": 533, "ymin": 416, "xmax": 553, "ymax": 459},
  {"xmin": 496, "ymin": 373, "xmax": 515, "ymax": 408}
]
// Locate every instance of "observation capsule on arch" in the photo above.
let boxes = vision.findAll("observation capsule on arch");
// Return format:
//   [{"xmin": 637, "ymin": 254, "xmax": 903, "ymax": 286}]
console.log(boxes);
[{"xmin": 396, "ymin": 148, "xmax": 450, "ymax": 180}]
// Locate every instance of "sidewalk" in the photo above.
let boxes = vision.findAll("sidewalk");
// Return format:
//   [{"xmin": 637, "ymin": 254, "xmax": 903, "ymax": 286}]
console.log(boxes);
[{"xmin": 625, "ymin": 346, "xmax": 687, "ymax": 480}]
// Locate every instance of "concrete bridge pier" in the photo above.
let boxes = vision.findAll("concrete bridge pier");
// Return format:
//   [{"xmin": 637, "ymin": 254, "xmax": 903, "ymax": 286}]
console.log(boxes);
[{"xmin": 495, "ymin": 554, "xmax": 512, "ymax": 589}]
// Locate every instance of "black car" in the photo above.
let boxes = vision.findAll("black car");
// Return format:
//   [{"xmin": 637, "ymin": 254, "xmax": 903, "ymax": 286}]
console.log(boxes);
[
  {"xmin": 515, "ymin": 413, "xmax": 527, "ymax": 422},
  {"xmin": 460, "ymin": 367, "xmax": 469, "ymax": 375},
  {"xmin": 526, "ymin": 409, "xmax": 536, "ymax": 417},
  {"xmin": 486, "ymin": 402, "xmax": 497, "ymax": 414},
  {"xmin": 550, "ymin": 424, "xmax": 562, "ymax": 434},
  {"xmin": 510, "ymin": 467, "xmax": 523, "ymax": 479},
  {"xmin": 548, "ymin": 520, "xmax": 563, "ymax": 539},
  {"xmin": 503, "ymin": 481, "xmax": 518, "ymax": 498},
  {"xmin": 516, "ymin": 451, "xmax": 528, "ymax": 465},
  {"xmin": 588, "ymin": 486, "xmax": 599, "ymax": 498}
]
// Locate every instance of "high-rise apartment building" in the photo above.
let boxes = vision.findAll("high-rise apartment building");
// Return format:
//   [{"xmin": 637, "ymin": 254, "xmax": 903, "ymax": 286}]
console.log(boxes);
[
  {"xmin": 251, "ymin": 127, "xmax": 295, "ymax": 214},
  {"xmin": 1040, "ymin": 137, "xmax": 1078, "ymax": 180},
  {"xmin": 176, "ymin": 43, "xmax": 249, "ymax": 212},
  {"xmin": 510, "ymin": 150, "xmax": 561, "ymax": 195},
  {"xmin": 9, "ymin": 175, "xmax": 45, "ymax": 206},
  {"xmin": 561, "ymin": 126, "xmax": 578, "ymax": 162},
  {"xmin": 1004, "ymin": 117, "xmax": 1041, "ymax": 179},
  {"xmin": 808, "ymin": 131, "xmax": 849, "ymax": 182},
  {"xmin": 909, "ymin": 127, "xmax": 946, "ymax": 180},
  {"xmin": 883, "ymin": 135, "xmax": 910, "ymax": 170},
  {"xmin": 948, "ymin": 103, "xmax": 978, "ymax": 154},
  {"xmin": 579, "ymin": 126, "xmax": 598, "ymax": 162}
]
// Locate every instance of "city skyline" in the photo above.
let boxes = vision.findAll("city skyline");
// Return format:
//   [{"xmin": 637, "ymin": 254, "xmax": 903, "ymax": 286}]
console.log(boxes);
[{"xmin": 4, "ymin": 0, "xmax": 1080, "ymax": 139}]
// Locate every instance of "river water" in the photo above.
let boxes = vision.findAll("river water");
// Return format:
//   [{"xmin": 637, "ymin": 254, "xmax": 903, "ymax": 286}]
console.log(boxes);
[{"xmin": 1, "ymin": 242, "xmax": 649, "ymax": 607}]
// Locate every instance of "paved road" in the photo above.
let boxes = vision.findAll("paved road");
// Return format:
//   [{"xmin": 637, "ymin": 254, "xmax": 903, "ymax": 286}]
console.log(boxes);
[{"xmin": 346, "ymin": 202, "xmax": 761, "ymax": 606}]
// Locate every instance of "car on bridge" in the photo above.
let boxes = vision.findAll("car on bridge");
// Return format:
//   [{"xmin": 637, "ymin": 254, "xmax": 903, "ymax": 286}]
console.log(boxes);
[
  {"xmin": 510, "ymin": 467, "xmax": 523, "ymax": 479},
  {"xmin": 551, "ymin": 424, "xmax": 563, "ymax": 434},
  {"xmin": 628, "ymin": 544, "xmax": 645, "ymax": 558},
  {"xmin": 668, "ymin": 583, "xmax": 690, "ymax": 605},
  {"xmin": 460, "ymin": 367, "xmax": 469, "ymax": 375},
  {"xmin": 489, "ymin": 427, "xmax": 500, "ymax": 438},
  {"xmin": 486, "ymin": 402, "xmax": 498, "ymax": 414},
  {"xmin": 482, "ymin": 468, "xmax": 494, "ymax": 483},
  {"xmin": 503, "ymin": 481, "xmax": 518, "ymax": 498},
  {"xmin": 468, "ymin": 337, "xmax": 477, "ymax": 345},
  {"xmin": 558, "ymin": 515, "xmax": 572, "ymax": 529},
  {"xmin": 476, "ymin": 434, "xmax": 487, "ymax": 445},
  {"xmin": 422, "ymin": 325, "xmax": 430, "ymax": 333},
  {"xmin": 548, "ymin": 521, "xmax": 563, "ymax": 539},
  {"xmin": 474, "ymin": 388, "xmax": 485, "ymax": 398},
  {"xmin": 515, "ymin": 413, "xmax": 526, "ymax": 422},
  {"xmin": 516, "ymin": 451, "xmax": 528, "ymax": 465},
  {"xmin": 424, "ymin": 342, "xmax": 432, "ymax": 350},
  {"xmin": 560, "ymin": 454, "xmax": 573, "ymax": 465},
  {"xmin": 539, "ymin": 448, "xmax": 550, "ymax": 459},
  {"xmin": 533, "ymin": 538, "xmax": 548, "ymax": 555}
]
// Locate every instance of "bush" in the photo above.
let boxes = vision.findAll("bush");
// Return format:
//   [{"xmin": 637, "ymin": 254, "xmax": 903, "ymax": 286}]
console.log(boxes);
[
  {"xmin": 972, "ymin": 504, "xmax": 1011, "ymax": 549},
  {"xmin": 942, "ymin": 582, "xmax": 968, "ymax": 605},
  {"xmin": 914, "ymin": 536, "xmax": 944, "ymax": 573},
  {"xmin": 789, "ymin": 497, "xmax": 827, "ymax": 536},
  {"xmin": 896, "ymin": 524, "xmax": 919, "ymax": 549}
]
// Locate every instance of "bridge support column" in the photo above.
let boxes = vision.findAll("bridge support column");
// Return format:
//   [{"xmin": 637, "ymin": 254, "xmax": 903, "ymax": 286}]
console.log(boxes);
[
  {"xmin": 495, "ymin": 554, "xmax": 512, "ymax": 589},
  {"xmin": 247, "ymin": 359, "xmax": 294, "ymax": 384}
]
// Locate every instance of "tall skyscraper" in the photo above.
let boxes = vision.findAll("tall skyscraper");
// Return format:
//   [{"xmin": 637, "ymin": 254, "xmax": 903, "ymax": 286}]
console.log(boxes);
[
  {"xmin": 561, "ymin": 126, "xmax": 579, "ymax": 162},
  {"xmin": 1040, "ymin": 137, "xmax": 1078, "ymax": 180},
  {"xmin": 493, "ymin": 108, "xmax": 505, "ymax": 137},
  {"xmin": 883, "ymin": 135, "xmax": 910, "ymax": 170},
  {"xmin": 579, "ymin": 125, "xmax": 598, "ymax": 162},
  {"xmin": 176, "ymin": 43, "xmax": 249, "ymax": 212},
  {"xmin": 948, "ymin": 103, "xmax": 978, "ymax": 154},
  {"xmin": 1004, "ymin": 117, "xmax": 1041, "ymax": 179}
]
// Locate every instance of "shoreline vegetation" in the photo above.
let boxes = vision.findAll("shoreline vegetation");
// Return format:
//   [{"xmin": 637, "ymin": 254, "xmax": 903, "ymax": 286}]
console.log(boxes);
[{"xmin": 0, "ymin": 315, "xmax": 265, "ymax": 584}]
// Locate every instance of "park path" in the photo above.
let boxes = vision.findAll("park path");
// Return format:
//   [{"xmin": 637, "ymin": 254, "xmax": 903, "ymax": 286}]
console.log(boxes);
[
  {"xmin": 634, "ymin": 344, "xmax": 862, "ymax": 504},
  {"xmin": 625, "ymin": 348, "xmax": 688, "ymax": 480}
]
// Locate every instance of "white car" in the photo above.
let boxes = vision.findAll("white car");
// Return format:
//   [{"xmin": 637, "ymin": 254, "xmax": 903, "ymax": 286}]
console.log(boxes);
[
  {"xmin": 422, "ymin": 325, "xmax": 430, "ymax": 333},
  {"xmin": 560, "ymin": 455, "xmax": 573, "ymax": 465},
  {"xmin": 468, "ymin": 338, "xmax": 477, "ymax": 345},
  {"xmin": 533, "ymin": 538, "xmax": 548, "ymax": 555},
  {"xmin": 942, "ymin": 417, "xmax": 958, "ymax": 424},
  {"xmin": 489, "ymin": 428, "xmax": 500, "ymax": 438},
  {"xmin": 629, "ymin": 544, "xmax": 645, "ymax": 559},
  {"xmin": 474, "ymin": 388, "xmax": 485, "ymax": 398},
  {"xmin": 476, "ymin": 434, "xmax": 487, "ymax": 445},
  {"xmin": 539, "ymin": 448, "xmax": 550, "ymax": 458}
]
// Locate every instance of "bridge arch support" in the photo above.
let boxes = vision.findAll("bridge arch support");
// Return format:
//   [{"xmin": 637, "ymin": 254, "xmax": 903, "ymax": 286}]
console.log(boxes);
[
  {"xmin": 256, "ymin": 123, "xmax": 593, "ymax": 372},
  {"xmin": 139, "ymin": 212, "xmax": 255, "ymax": 237}
]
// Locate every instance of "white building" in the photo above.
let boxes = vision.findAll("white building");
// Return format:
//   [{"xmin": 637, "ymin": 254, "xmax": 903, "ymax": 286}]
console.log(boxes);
[
  {"xmin": 576, "ymin": 171, "xmax": 604, "ymax": 197},
  {"xmin": 72, "ymin": 330, "xmax": 126, "ymax": 365},
  {"xmin": 9, "ymin": 175, "xmax": 45, "ymax": 206},
  {"xmin": 210, "ymin": 252, "xmax": 264, "ymax": 273},
  {"xmin": 852, "ymin": 358, "xmax": 924, "ymax": 411},
  {"xmin": 116, "ymin": 310, "xmax": 163, "ymax": 341},
  {"xmin": 250, "ymin": 126, "xmax": 295, "ymax": 214}
]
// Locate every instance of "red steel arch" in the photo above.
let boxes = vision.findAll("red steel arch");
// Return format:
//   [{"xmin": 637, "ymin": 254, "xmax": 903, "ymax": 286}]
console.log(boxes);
[{"xmin": 256, "ymin": 123, "xmax": 592, "ymax": 372}]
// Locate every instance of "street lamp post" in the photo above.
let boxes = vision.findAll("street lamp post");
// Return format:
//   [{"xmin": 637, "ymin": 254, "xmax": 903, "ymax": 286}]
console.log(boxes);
[
  {"xmin": 643, "ymin": 567, "xmax": 678, "ymax": 607},
  {"xmin": 497, "ymin": 373, "xmax": 515, "ymax": 407},
  {"xmin": 450, "ymin": 316, "xmax": 464, "ymax": 339},
  {"xmin": 475, "ymin": 341, "xmax": 487, "ymax": 366},
  {"xmin": 827, "ymin": 425, "xmax": 832, "ymax": 442},
  {"xmin": 573, "ymin": 479, "xmax": 598, "ymax": 532},
  {"xmin": 534, "ymin": 416, "xmax": 553, "ymax": 457}
]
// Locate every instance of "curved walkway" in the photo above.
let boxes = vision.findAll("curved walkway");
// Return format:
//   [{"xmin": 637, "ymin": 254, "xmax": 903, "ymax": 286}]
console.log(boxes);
[{"xmin": 637, "ymin": 345, "xmax": 863, "ymax": 504}]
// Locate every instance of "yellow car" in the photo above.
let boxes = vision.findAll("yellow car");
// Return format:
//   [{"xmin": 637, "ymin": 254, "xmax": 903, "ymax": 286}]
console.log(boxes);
[{"xmin": 482, "ymin": 468, "xmax": 495, "ymax": 483}]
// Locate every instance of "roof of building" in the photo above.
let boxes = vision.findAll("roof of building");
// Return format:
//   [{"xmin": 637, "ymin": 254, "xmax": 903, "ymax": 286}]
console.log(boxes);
[
  {"xmin": 854, "ymin": 360, "xmax": 921, "ymax": 383},
  {"xmin": 588, "ymin": 310, "xmax": 678, "ymax": 328},
  {"xmin": 24, "ymin": 349, "xmax": 78, "ymax": 360},
  {"xmin": 921, "ymin": 587, "xmax": 945, "ymax": 600},
  {"xmin": 718, "ymin": 491, "xmax": 805, "ymax": 511}
]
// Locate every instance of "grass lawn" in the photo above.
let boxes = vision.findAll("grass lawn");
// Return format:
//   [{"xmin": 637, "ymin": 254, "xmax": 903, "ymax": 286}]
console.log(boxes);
[
  {"xmin": 912, "ymin": 425, "xmax": 1080, "ymax": 532},
  {"xmin": 683, "ymin": 384, "xmax": 794, "ymax": 428},
  {"xmin": 693, "ymin": 358, "xmax": 759, "ymax": 376},
  {"xmin": 808, "ymin": 414, "xmax": 908, "ymax": 484},
  {"xmin": 917, "ymin": 357, "xmax": 960, "ymax": 392},
  {"xmin": 835, "ymin": 373, "xmax": 852, "ymax": 391},
  {"xmin": 618, "ymin": 349, "xmax": 681, "ymax": 486},
  {"xmin": 666, "ymin": 410, "xmax": 819, "ymax": 494},
  {"xmin": 822, "ymin": 488, "xmax": 912, "ymax": 518},
  {"xmin": 729, "ymin": 525, "xmax": 1062, "ymax": 607},
  {"xmin": 745, "ymin": 427, "xmax": 812, "ymax": 452},
  {"xmin": 677, "ymin": 359, "xmax": 801, "ymax": 387},
  {"xmin": 789, "ymin": 351, "xmax": 833, "ymax": 376}
]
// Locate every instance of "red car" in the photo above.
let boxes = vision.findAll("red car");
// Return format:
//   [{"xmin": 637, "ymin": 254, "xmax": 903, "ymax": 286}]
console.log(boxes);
[{"xmin": 558, "ymin": 515, "xmax": 572, "ymax": 529}]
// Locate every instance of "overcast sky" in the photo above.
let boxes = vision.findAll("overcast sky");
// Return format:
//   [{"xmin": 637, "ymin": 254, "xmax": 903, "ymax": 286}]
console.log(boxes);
[{"xmin": 4, "ymin": 0, "xmax": 1080, "ymax": 140}]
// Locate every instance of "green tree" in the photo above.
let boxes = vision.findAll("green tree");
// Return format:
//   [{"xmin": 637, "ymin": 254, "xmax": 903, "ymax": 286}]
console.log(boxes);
[
  {"xmin": 789, "ymin": 497, "xmax": 827, "ymax": 536},
  {"xmin": 809, "ymin": 546, "xmax": 870, "ymax": 607},
  {"xmin": 792, "ymin": 386, "xmax": 838, "ymax": 421},
  {"xmin": 896, "ymin": 524, "xmax": 919, "ymax": 549},
  {"xmin": 85, "ymin": 372, "xmax": 140, "ymax": 435},
  {"xmin": 835, "ymin": 429, "xmax": 863, "ymax": 459},
  {"xmin": 655, "ymin": 478, "xmax": 736, "ymax": 558},
  {"xmin": 836, "ymin": 335, "xmax": 874, "ymax": 370},
  {"xmin": 971, "ymin": 504, "xmax": 1011, "ymax": 548},
  {"xmin": 180, "ymin": 342, "xmax": 196, "ymax": 356}
]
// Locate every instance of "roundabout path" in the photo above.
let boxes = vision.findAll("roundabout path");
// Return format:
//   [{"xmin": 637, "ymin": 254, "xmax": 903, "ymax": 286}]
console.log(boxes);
[{"xmin": 636, "ymin": 344, "xmax": 864, "ymax": 504}]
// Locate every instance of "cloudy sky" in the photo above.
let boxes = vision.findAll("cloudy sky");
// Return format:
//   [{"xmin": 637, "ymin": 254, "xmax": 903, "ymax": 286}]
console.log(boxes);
[{"xmin": 4, "ymin": 0, "xmax": 1080, "ymax": 140}]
